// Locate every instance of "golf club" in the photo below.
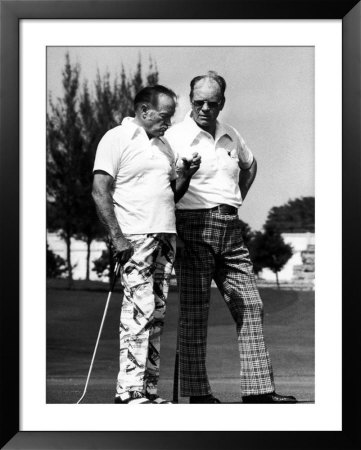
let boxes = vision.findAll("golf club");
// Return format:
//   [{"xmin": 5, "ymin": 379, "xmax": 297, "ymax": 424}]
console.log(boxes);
[
  {"xmin": 172, "ymin": 259, "xmax": 182, "ymax": 403},
  {"xmin": 173, "ymin": 334, "xmax": 180, "ymax": 403},
  {"xmin": 76, "ymin": 261, "xmax": 121, "ymax": 404}
]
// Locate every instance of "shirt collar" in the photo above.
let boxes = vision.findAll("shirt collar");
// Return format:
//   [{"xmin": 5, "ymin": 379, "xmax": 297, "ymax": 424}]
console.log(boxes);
[
  {"xmin": 183, "ymin": 110, "xmax": 233, "ymax": 145},
  {"xmin": 121, "ymin": 117, "xmax": 141, "ymax": 140},
  {"xmin": 121, "ymin": 117, "xmax": 166, "ymax": 144}
]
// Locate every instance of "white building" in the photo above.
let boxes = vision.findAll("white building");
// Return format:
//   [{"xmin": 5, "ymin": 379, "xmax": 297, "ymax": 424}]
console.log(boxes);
[
  {"xmin": 48, "ymin": 231, "xmax": 315, "ymax": 285},
  {"xmin": 258, "ymin": 232, "xmax": 315, "ymax": 285}
]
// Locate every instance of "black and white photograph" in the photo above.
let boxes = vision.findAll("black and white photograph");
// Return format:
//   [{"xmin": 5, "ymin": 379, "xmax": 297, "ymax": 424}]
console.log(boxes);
[
  {"xmin": 2, "ymin": 2, "xmax": 360, "ymax": 448},
  {"xmin": 46, "ymin": 46, "xmax": 315, "ymax": 406}
]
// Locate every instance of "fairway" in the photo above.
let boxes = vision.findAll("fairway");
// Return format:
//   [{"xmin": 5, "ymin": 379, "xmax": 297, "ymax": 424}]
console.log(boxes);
[{"xmin": 46, "ymin": 280, "xmax": 314, "ymax": 404}]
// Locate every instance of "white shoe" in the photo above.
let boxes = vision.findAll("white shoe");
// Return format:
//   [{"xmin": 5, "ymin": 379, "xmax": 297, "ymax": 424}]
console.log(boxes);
[
  {"xmin": 114, "ymin": 391, "xmax": 153, "ymax": 404},
  {"xmin": 146, "ymin": 394, "xmax": 173, "ymax": 404}
]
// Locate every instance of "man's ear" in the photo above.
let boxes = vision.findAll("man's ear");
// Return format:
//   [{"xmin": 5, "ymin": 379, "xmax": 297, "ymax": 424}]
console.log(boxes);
[
  {"xmin": 219, "ymin": 97, "xmax": 225, "ymax": 111},
  {"xmin": 140, "ymin": 103, "xmax": 150, "ymax": 118}
]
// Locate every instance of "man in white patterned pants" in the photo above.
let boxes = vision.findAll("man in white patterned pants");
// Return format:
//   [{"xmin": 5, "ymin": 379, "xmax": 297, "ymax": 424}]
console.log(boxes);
[
  {"xmin": 166, "ymin": 72, "xmax": 297, "ymax": 404},
  {"xmin": 92, "ymin": 85, "xmax": 201, "ymax": 404}
]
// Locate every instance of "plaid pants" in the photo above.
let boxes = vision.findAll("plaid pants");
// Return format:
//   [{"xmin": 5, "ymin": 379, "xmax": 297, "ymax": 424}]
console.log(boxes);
[
  {"xmin": 115, "ymin": 233, "xmax": 176, "ymax": 400},
  {"xmin": 176, "ymin": 209, "xmax": 275, "ymax": 397}
]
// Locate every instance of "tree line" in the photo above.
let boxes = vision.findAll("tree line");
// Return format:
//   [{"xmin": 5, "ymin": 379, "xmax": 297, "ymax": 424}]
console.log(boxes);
[
  {"xmin": 224, "ymin": 196, "xmax": 314, "ymax": 287},
  {"xmin": 47, "ymin": 53, "xmax": 159, "ymax": 287},
  {"xmin": 46, "ymin": 54, "xmax": 314, "ymax": 287}
]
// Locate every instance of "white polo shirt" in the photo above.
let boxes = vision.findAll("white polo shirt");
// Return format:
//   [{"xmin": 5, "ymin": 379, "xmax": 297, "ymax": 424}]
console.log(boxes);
[
  {"xmin": 93, "ymin": 117, "xmax": 177, "ymax": 234},
  {"xmin": 165, "ymin": 113, "xmax": 254, "ymax": 210}
]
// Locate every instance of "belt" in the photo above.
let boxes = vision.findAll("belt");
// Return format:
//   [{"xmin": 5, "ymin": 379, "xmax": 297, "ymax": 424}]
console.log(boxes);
[{"xmin": 178, "ymin": 204, "xmax": 238, "ymax": 215}]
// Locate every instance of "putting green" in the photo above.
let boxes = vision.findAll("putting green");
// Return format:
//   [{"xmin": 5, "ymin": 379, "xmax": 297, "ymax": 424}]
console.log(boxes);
[{"xmin": 46, "ymin": 280, "xmax": 314, "ymax": 404}]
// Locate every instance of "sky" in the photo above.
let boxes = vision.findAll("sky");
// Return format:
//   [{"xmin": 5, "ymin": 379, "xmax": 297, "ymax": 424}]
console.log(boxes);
[{"xmin": 47, "ymin": 46, "xmax": 314, "ymax": 230}]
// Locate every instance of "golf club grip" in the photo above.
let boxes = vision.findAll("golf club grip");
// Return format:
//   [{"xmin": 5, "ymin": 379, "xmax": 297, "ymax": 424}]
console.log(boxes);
[{"xmin": 110, "ymin": 262, "xmax": 121, "ymax": 292}]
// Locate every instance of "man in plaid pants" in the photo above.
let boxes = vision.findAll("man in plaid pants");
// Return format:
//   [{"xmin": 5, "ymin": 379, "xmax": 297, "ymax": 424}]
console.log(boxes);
[
  {"xmin": 166, "ymin": 72, "xmax": 297, "ymax": 404},
  {"xmin": 92, "ymin": 85, "xmax": 201, "ymax": 404}
]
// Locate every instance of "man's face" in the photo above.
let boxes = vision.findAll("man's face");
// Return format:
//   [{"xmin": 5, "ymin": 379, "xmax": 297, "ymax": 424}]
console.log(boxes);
[
  {"xmin": 191, "ymin": 79, "xmax": 224, "ymax": 131},
  {"xmin": 144, "ymin": 94, "xmax": 176, "ymax": 138}
]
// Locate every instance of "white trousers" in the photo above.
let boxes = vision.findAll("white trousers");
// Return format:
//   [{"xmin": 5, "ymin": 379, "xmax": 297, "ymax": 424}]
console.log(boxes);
[{"xmin": 116, "ymin": 233, "xmax": 176, "ymax": 399}]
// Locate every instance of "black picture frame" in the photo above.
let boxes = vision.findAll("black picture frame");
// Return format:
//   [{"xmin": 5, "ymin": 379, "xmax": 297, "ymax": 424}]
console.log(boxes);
[{"xmin": 1, "ymin": 1, "xmax": 360, "ymax": 449}]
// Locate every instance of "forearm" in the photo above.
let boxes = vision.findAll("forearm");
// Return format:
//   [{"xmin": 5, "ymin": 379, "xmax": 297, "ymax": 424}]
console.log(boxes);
[
  {"xmin": 92, "ymin": 171, "xmax": 134, "ymax": 264},
  {"xmin": 174, "ymin": 173, "xmax": 192, "ymax": 203},
  {"xmin": 239, "ymin": 158, "xmax": 257, "ymax": 201},
  {"xmin": 92, "ymin": 190, "xmax": 125, "ymax": 240}
]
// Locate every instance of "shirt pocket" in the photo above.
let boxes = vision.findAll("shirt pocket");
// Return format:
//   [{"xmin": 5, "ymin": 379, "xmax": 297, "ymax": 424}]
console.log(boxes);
[{"xmin": 217, "ymin": 147, "xmax": 240, "ymax": 179}]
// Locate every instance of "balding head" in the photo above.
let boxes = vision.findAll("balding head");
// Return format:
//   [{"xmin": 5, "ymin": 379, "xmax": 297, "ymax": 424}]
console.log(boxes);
[
  {"xmin": 189, "ymin": 71, "xmax": 226, "ymax": 101},
  {"xmin": 189, "ymin": 71, "xmax": 226, "ymax": 135}
]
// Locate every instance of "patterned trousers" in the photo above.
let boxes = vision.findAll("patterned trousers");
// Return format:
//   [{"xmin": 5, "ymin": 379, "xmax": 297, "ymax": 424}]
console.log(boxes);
[
  {"xmin": 176, "ymin": 209, "xmax": 275, "ymax": 397},
  {"xmin": 115, "ymin": 233, "xmax": 176, "ymax": 400}
]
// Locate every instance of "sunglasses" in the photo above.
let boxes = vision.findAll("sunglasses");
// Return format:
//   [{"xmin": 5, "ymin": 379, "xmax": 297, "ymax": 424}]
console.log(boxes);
[{"xmin": 192, "ymin": 100, "xmax": 222, "ymax": 109}]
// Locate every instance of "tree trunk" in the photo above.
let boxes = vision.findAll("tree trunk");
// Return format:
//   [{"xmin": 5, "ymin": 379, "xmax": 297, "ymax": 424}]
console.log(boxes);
[
  {"xmin": 86, "ymin": 237, "xmax": 91, "ymax": 281},
  {"xmin": 65, "ymin": 233, "xmax": 73, "ymax": 289},
  {"xmin": 275, "ymin": 271, "xmax": 280, "ymax": 289}
]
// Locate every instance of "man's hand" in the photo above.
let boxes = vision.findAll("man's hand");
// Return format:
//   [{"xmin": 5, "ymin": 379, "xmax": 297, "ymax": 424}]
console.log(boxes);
[
  {"xmin": 112, "ymin": 236, "xmax": 134, "ymax": 266},
  {"xmin": 173, "ymin": 152, "xmax": 202, "ymax": 203},
  {"xmin": 181, "ymin": 152, "xmax": 201, "ymax": 178}
]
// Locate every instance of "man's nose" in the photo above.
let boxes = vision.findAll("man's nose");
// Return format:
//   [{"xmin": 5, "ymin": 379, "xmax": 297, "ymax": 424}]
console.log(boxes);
[
  {"xmin": 201, "ymin": 101, "xmax": 210, "ymax": 111},
  {"xmin": 165, "ymin": 117, "xmax": 171, "ymax": 126}
]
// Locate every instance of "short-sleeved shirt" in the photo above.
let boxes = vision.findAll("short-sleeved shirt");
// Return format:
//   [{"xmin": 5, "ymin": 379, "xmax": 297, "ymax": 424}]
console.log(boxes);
[
  {"xmin": 93, "ymin": 117, "xmax": 177, "ymax": 234},
  {"xmin": 165, "ymin": 112, "xmax": 254, "ymax": 210}
]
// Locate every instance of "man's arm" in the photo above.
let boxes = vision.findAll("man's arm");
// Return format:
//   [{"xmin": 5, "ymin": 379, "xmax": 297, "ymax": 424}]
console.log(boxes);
[
  {"xmin": 92, "ymin": 170, "xmax": 133, "ymax": 265},
  {"xmin": 172, "ymin": 153, "xmax": 201, "ymax": 203},
  {"xmin": 239, "ymin": 158, "xmax": 257, "ymax": 201}
]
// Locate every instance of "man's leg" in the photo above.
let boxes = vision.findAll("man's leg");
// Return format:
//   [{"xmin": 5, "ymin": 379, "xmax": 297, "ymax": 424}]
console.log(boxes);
[
  {"xmin": 213, "ymin": 216, "xmax": 275, "ymax": 397},
  {"xmin": 144, "ymin": 233, "xmax": 176, "ymax": 398},
  {"xmin": 115, "ymin": 234, "xmax": 159, "ymax": 401},
  {"xmin": 178, "ymin": 246, "xmax": 214, "ymax": 396},
  {"xmin": 176, "ymin": 212, "xmax": 215, "ymax": 397}
]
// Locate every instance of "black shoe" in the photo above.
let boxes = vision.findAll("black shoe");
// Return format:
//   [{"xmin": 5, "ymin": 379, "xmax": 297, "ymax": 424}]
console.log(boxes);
[
  {"xmin": 189, "ymin": 394, "xmax": 221, "ymax": 404},
  {"xmin": 242, "ymin": 391, "xmax": 297, "ymax": 404},
  {"xmin": 114, "ymin": 391, "xmax": 153, "ymax": 404}
]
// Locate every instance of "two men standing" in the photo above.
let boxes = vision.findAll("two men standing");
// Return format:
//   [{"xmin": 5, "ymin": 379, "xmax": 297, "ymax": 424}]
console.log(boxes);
[{"xmin": 92, "ymin": 73, "xmax": 296, "ymax": 404}]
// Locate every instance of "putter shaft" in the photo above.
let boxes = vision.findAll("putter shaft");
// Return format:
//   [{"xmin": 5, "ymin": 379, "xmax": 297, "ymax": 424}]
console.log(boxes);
[{"xmin": 77, "ymin": 262, "xmax": 120, "ymax": 404}]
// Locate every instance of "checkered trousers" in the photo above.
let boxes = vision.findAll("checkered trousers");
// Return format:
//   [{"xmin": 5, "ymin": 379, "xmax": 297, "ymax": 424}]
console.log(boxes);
[
  {"xmin": 176, "ymin": 209, "xmax": 275, "ymax": 397},
  {"xmin": 115, "ymin": 233, "xmax": 176, "ymax": 400}
]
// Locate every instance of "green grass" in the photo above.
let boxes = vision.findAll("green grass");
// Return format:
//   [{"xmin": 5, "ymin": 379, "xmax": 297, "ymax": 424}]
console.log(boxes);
[{"xmin": 46, "ymin": 279, "xmax": 314, "ymax": 404}]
